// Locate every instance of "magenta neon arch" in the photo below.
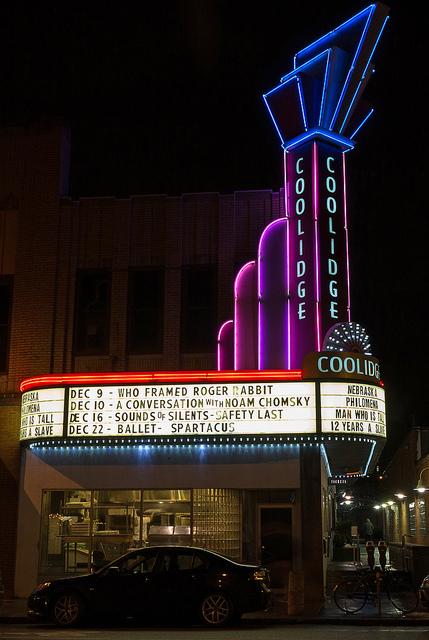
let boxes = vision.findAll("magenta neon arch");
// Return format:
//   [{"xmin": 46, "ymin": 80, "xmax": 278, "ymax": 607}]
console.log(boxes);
[
  {"xmin": 217, "ymin": 320, "xmax": 234, "ymax": 371},
  {"xmin": 234, "ymin": 261, "xmax": 258, "ymax": 370},
  {"xmin": 258, "ymin": 218, "xmax": 288, "ymax": 370}
]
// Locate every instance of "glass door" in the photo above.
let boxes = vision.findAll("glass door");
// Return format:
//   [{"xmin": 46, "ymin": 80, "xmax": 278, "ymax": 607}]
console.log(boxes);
[{"xmin": 258, "ymin": 505, "xmax": 292, "ymax": 589}]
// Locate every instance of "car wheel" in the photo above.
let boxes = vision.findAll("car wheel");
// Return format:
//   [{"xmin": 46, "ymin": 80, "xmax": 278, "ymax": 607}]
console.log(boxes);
[
  {"xmin": 52, "ymin": 592, "xmax": 85, "ymax": 627},
  {"xmin": 200, "ymin": 591, "xmax": 234, "ymax": 626}
]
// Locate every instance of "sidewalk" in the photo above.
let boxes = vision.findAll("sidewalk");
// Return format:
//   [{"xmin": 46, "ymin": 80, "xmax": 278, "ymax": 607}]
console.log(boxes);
[
  {"xmin": 243, "ymin": 590, "xmax": 429, "ymax": 625},
  {"xmin": 317, "ymin": 555, "xmax": 429, "ymax": 625},
  {"xmin": 0, "ymin": 598, "xmax": 28, "ymax": 624},
  {"xmin": 246, "ymin": 554, "xmax": 429, "ymax": 625}
]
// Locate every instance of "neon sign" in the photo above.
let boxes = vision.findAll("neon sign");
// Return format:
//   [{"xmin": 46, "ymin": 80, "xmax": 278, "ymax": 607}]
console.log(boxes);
[
  {"xmin": 302, "ymin": 351, "xmax": 380, "ymax": 384},
  {"xmin": 218, "ymin": 5, "xmax": 389, "ymax": 371}
]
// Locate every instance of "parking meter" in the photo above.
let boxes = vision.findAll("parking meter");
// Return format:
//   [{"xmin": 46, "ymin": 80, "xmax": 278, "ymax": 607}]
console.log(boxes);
[
  {"xmin": 378, "ymin": 540, "xmax": 387, "ymax": 570},
  {"xmin": 366, "ymin": 540, "xmax": 375, "ymax": 569}
]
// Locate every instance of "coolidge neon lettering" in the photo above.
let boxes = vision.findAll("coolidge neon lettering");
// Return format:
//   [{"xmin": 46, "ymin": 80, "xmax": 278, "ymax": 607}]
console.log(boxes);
[
  {"xmin": 326, "ymin": 155, "xmax": 338, "ymax": 319},
  {"xmin": 318, "ymin": 355, "xmax": 380, "ymax": 381},
  {"xmin": 295, "ymin": 157, "xmax": 306, "ymax": 320}
]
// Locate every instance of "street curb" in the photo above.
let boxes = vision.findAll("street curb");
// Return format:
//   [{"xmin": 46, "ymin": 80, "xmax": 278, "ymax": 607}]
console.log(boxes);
[
  {"xmin": 1, "ymin": 616, "xmax": 429, "ymax": 626},
  {"xmin": 293, "ymin": 617, "xmax": 429, "ymax": 626},
  {"xmin": 243, "ymin": 617, "xmax": 429, "ymax": 626},
  {"xmin": 0, "ymin": 617, "xmax": 29, "ymax": 624}
]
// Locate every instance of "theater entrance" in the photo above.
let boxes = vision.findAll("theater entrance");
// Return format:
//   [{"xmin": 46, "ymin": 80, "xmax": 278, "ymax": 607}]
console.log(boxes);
[{"xmin": 258, "ymin": 505, "xmax": 293, "ymax": 589}]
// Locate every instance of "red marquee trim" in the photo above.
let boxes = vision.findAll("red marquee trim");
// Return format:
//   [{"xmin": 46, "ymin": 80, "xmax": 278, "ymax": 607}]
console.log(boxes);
[{"xmin": 20, "ymin": 369, "xmax": 303, "ymax": 392}]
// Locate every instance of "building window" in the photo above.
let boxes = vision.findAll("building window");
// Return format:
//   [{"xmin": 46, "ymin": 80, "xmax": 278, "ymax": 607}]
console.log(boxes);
[
  {"xmin": 181, "ymin": 265, "xmax": 217, "ymax": 353},
  {"xmin": 193, "ymin": 489, "xmax": 241, "ymax": 560},
  {"xmin": 127, "ymin": 269, "xmax": 164, "ymax": 354},
  {"xmin": 418, "ymin": 499, "xmax": 427, "ymax": 536},
  {"xmin": 0, "ymin": 276, "xmax": 13, "ymax": 373},
  {"xmin": 74, "ymin": 270, "xmax": 111, "ymax": 355},
  {"xmin": 38, "ymin": 488, "xmax": 239, "ymax": 579}
]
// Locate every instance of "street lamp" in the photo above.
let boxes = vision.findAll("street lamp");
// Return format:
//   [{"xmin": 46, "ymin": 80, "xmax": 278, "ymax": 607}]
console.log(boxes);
[{"xmin": 415, "ymin": 466, "xmax": 429, "ymax": 493}]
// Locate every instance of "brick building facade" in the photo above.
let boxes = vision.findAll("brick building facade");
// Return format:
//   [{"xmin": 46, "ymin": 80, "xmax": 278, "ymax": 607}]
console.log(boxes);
[{"xmin": 1, "ymin": 123, "xmax": 294, "ymax": 597}]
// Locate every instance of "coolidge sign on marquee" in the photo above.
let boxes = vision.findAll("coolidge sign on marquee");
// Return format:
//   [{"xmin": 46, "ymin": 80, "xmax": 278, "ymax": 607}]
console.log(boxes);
[{"xmin": 19, "ymin": 361, "xmax": 386, "ymax": 442}]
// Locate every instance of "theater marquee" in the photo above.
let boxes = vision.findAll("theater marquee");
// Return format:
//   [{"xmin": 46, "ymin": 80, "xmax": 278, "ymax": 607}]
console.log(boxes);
[
  {"xmin": 19, "ymin": 370, "xmax": 386, "ymax": 443},
  {"xmin": 20, "ymin": 381, "xmax": 316, "ymax": 440}
]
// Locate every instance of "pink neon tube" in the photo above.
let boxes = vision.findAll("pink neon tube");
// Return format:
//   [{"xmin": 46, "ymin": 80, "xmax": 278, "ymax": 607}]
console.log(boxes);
[
  {"xmin": 312, "ymin": 142, "xmax": 321, "ymax": 351},
  {"xmin": 342, "ymin": 152, "xmax": 351, "ymax": 321}
]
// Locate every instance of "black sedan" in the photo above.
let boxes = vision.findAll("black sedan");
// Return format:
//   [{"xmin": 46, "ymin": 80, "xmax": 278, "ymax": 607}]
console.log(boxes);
[{"xmin": 28, "ymin": 545, "xmax": 271, "ymax": 627}]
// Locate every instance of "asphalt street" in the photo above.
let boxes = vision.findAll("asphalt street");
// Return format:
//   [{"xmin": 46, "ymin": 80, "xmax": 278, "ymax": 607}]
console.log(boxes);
[{"xmin": 1, "ymin": 625, "xmax": 429, "ymax": 640}]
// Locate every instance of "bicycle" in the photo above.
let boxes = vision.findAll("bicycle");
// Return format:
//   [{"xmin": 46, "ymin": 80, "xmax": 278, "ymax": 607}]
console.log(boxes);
[{"xmin": 333, "ymin": 566, "xmax": 420, "ymax": 614}]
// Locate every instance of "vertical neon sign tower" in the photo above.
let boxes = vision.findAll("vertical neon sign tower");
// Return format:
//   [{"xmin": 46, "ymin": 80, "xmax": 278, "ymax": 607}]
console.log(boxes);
[
  {"xmin": 218, "ymin": 3, "xmax": 389, "ymax": 371},
  {"xmin": 263, "ymin": 3, "xmax": 389, "ymax": 369}
]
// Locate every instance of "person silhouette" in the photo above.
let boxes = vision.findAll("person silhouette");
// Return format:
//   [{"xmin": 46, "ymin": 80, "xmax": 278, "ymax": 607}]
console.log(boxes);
[{"xmin": 363, "ymin": 517, "xmax": 374, "ymax": 541}]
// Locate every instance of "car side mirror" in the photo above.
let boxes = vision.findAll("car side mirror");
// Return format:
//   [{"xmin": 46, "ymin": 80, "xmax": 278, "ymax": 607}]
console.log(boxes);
[{"xmin": 106, "ymin": 566, "xmax": 120, "ymax": 576}]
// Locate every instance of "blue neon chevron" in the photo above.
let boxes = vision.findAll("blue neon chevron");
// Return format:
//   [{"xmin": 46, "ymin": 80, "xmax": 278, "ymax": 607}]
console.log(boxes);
[{"xmin": 263, "ymin": 3, "xmax": 389, "ymax": 149}]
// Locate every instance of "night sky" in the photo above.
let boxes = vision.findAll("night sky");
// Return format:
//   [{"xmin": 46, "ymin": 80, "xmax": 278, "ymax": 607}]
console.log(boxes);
[{"xmin": 1, "ymin": 1, "xmax": 427, "ymax": 458}]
